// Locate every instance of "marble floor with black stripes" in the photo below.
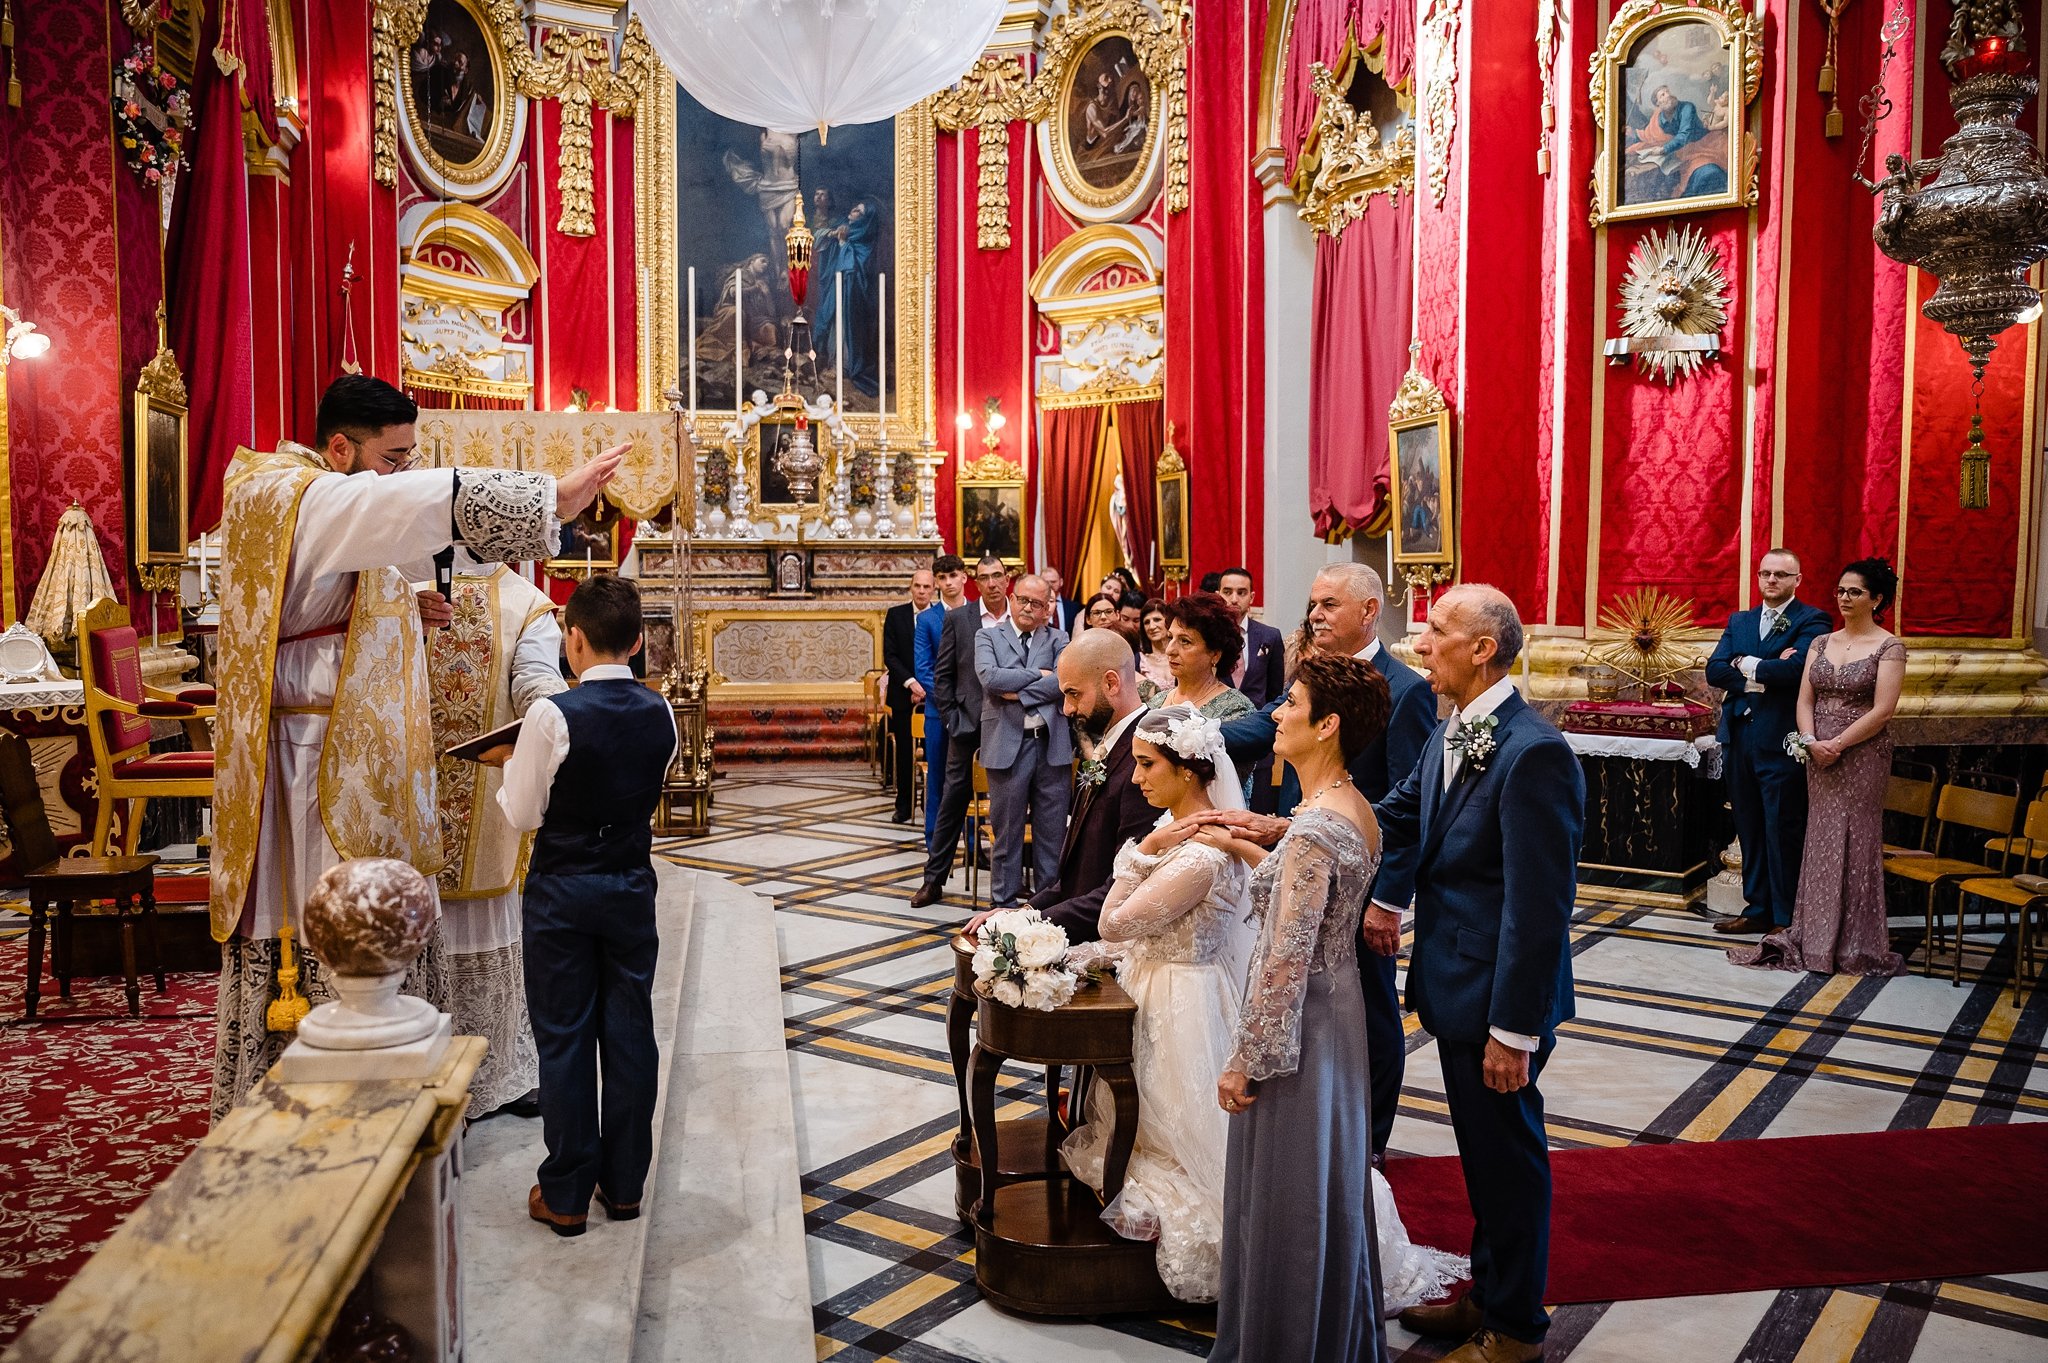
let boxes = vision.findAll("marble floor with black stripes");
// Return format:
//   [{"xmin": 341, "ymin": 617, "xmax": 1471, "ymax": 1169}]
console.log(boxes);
[{"xmin": 657, "ymin": 766, "xmax": 2048, "ymax": 1363}]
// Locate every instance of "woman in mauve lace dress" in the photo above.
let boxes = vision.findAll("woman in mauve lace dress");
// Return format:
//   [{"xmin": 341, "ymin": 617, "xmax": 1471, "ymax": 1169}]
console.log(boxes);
[
  {"xmin": 1203, "ymin": 654, "xmax": 1397, "ymax": 1363},
  {"xmin": 1060, "ymin": 706, "xmax": 1255, "ymax": 1302},
  {"xmin": 1732, "ymin": 558, "xmax": 1908, "ymax": 977}
]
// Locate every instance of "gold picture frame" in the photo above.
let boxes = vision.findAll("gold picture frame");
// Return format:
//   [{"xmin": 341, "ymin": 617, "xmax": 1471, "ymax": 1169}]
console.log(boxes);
[
  {"xmin": 544, "ymin": 498, "xmax": 623, "ymax": 580},
  {"xmin": 956, "ymin": 452, "xmax": 1026, "ymax": 569},
  {"xmin": 1588, "ymin": 0, "xmax": 1762, "ymax": 226},
  {"xmin": 1386, "ymin": 363, "xmax": 1454, "ymax": 568},
  {"xmin": 1045, "ymin": 26, "xmax": 1165, "ymax": 223},
  {"xmin": 398, "ymin": 0, "xmax": 526, "ymax": 198},
  {"xmin": 131, "ymin": 344, "xmax": 189, "ymax": 572},
  {"xmin": 1154, "ymin": 443, "xmax": 1189, "ymax": 574}
]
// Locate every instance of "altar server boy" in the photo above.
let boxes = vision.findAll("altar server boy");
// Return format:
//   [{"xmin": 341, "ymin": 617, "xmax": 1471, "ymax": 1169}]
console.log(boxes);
[{"xmin": 494, "ymin": 574, "xmax": 676, "ymax": 1237}]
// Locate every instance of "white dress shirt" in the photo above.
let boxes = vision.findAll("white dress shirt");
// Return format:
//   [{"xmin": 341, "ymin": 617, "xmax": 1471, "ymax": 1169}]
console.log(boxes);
[
  {"xmin": 1440, "ymin": 674, "xmax": 1539, "ymax": 1055},
  {"xmin": 980, "ymin": 601, "xmax": 1008, "ymax": 631},
  {"xmin": 1098, "ymin": 703, "xmax": 1144, "ymax": 757},
  {"xmin": 494, "ymin": 664, "xmax": 678, "ymax": 832}
]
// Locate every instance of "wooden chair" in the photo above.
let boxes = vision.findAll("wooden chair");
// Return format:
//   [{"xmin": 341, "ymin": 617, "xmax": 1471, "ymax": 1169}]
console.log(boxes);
[
  {"xmin": 966, "ymin": 758, "xmax": 991, "ymax": 907},
  {"xmin": 1953, "ymin": 797, "xmax": 2048, "ymax": 1006},
  {"xmin": 0, "ymin": 731, "xmax": 162, "ymax": 1018},
  {"xmin": 1883, "ymin": 775, "xmax": 2022, "ymax": 985},
  {"xmin": 1983, "ymin": 795, "xmax": 2048, "ymax": 863},
  {"xmin": 911, "ymin": 709, "xmax": 928, "ymax": 815},
  {"xmin": 77, "ymin": 595, "xmax": 215, "ymax": 855},
  {"xmin": 1882, "ymin": 760, "xmax": 1939, "ymax": 856},
  {"xmin": 861, "ymin": 669, "xmax": 889, "ymax": 786}
]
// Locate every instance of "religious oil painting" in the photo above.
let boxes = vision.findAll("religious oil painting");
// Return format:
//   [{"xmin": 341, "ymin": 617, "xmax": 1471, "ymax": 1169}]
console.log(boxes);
[
  {"xmin": 676, "ymin": 95, "xmax": 898, "ymax": 417},
  {"xmin": 546, "ymin": 500, "xmax": 621, "ymax": 578},
  {"xmin": 1047, "ymin": 31, "xmax": 1163, "ymax": 222},
  {"xmin": 959, "ymin": 484, "xmax": 1025, "ymax": 568},
  {"xmin": 1591, "ymin": 2, "xmax": 1758, "ymax": 224},
  {"xmin": 1155, "ymin": 467, "xmax": 1188, "ymax": 572},
  {"xmin": 133, "ymin": 392, "xmax": 188, "ymax": 566},
  {"xmin": 1389, "ymin": 410, "xmax": 1453, "ymax": 565},
  {"xmin": 400, "ymin": 0, "xmax": 519, "ymax": 192}
]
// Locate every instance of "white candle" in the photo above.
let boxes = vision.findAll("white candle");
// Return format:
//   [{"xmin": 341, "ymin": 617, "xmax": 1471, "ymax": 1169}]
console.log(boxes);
[
  {"xmin": 878, "ymin": 271, "xmax": 888, "ymax": 431},
  {"xmin": 733, "ymin": 268, "xmax": 743, "ymax": 409},
  {"xmin": 151, "ymin": 591, "xmax": 159, "ymax": 649},
  {"xmin": 687, "ymin": 266, "xmax": 698, "ymax": 417},
  {"xmin": 586, "ymin": 543, "xmax": 593, "ymax": 574},
  {"xmin": 835, "ymin": 272, "xmax": 846, "ymax": 413}
]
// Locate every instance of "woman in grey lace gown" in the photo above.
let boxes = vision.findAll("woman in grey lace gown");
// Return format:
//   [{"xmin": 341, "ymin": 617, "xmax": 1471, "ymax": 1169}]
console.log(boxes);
[
  {"xmin": 1204, "ymin": 654, "xmax": 1393, "ymax": 1363},
  {"xmin": 1732, "ymin": 559, "xmax": 1908, "ymax": 977}
]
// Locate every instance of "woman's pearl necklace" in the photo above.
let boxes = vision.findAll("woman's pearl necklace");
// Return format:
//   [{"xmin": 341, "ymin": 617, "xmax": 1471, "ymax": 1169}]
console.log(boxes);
[{"xmin": 1299, "ymin": 773, "xmax": 1353, "ymax": 804}]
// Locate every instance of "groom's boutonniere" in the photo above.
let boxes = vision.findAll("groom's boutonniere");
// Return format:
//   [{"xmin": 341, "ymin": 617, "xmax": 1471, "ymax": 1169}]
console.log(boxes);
[
  {"xmin": 1448, "ymin": 714, "xmax": 1501, "ymax": 778},
  {"xmin": 1762, "ymin": 612, "xmax": 1789, "ymax": 642},
  {"xmin": 1076, "ymin": 757, "xmax": 1107, "ymax": 791}
]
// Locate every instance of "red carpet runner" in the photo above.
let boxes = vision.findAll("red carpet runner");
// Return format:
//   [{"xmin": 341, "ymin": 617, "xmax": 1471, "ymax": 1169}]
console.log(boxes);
[
  {"xmin": 0, "ymin": 934, "xmax": 215, "ymax": 1345},
  {"xmin": 1383, "ymin": 1123, "xmax": 2048, "ymax": 1304}
]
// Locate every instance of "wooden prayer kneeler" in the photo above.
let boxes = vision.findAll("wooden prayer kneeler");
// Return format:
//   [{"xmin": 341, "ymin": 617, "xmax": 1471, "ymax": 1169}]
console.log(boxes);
[{"xmin": 949, "ymin": 935, "xmax": 1178, "ymax": 1317}]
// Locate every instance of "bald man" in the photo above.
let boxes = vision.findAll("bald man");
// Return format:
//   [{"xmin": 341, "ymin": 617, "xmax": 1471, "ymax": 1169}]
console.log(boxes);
[{"xmin": 1024, "ymin": 629, "xmax": 1155, "ymax": 940}]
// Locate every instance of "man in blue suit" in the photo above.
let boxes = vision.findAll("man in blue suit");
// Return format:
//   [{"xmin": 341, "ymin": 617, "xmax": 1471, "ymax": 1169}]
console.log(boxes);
[
  {"xmin": 1215, "ymin": 567, "xmax": 1287, "ymax": 708},
  {"xmin": 974, "ymin": 574, "xmax": 1072, "ymax": 908},
  {"xmin": 1219, "ymin": 563, "xmax": 1435, "ymax": 1160},
  {"xmin": 913, "ymin": 554, "xmax": 970, "ymax": 847},
  {"xmin": 1703, "ymin": 549, "xmax": 1831, "ymax": 935},
  {"xmin": 1374, "ymin": 585, "xmax": 1584, "ymax": 1363}
]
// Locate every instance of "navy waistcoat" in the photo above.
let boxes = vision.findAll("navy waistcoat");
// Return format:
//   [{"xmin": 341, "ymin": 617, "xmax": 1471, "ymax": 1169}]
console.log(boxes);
[{"xmin": 528, "ymin": 678, "xmax": 674, "ymax": 878}]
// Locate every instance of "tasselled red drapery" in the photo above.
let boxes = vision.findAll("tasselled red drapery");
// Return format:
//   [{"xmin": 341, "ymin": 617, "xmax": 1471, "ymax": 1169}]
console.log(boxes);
[
  {"xmin": 1309, "ymin": 198, "xmax": 1411, "ymax": 536},
  {"xmin": 166, "ymin": 0, "xmax": 255, "ymax": 537},
  {"xmin": 1038, "ymin": 405, "xmax": 1104, "ymax": 592},
  {"xmin": 1281, "ymin": 0, "xmax": 1416, "ymax": 181},
  {"xmin": 1113, "ymin": 399, "xmax": 1163, "ymax": 595}
]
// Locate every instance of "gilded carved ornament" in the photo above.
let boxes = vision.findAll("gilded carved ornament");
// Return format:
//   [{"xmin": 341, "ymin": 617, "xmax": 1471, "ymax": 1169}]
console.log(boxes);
[
  {"xmin": 373, "ymin": 1, "xmax": 659, "ymax": 237},
  {"xmin": 959, "ymin": 451, "xmax": 1026, "ymax": 483},
  {"xmin": 932, "ymin": 0, "xmax": 1189, "ymax": 251},
  {"xmin": 1297, "ymin": 62, "xmax": 1416, "ymax": 237},
  {"xmin": 1417, "ymin": 0, "xmax": 1461, "ymax": 206},
  {"xmin": 1612, "ymin": 224, "xmax": 1729, "ymax": 384}
]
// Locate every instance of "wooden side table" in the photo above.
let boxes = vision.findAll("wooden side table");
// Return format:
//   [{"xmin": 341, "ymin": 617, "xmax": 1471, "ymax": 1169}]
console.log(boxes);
[
  {"xmin": 949, "ymin": 935, "xmax": 1057, "ymax": 1219},
  {"xmin": 23, "ymin": 854, "xmax": 162, "ymax": 1018},
  {"xmin": 965, "ymin": 961, "xmax": 1176, "ymax": 1317}
]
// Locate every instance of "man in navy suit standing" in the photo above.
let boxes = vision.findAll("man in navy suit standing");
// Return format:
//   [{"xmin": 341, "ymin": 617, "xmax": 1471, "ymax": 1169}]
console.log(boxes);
[
  {"xmin": 1375, "ymin": 585, "xmax": 1584, "ymax": 1363},
  {"xmin": 1218, "ymin": 563, "xmax": 1436, "ymax": 1161},
  {"xmin": 1215, "ymin": 567, "xmax": 1287, "ymax": 708},
  {"xmin": 1703, "ymin": 549, "xmax": 1831, "ymax": 935}
]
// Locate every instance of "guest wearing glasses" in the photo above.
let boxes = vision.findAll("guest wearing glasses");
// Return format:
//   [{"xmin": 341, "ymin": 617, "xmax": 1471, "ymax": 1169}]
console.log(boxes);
[
  {"xmin": 909, "ymin": 555, "xmax": 1012, "ymax": 909},
  {"xmin": 974, "ymin": 575, "xmax": 1072, "ymax": 909}
]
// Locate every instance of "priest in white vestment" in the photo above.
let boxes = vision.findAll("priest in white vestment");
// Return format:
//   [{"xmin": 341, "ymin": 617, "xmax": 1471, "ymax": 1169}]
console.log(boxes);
[
  {"xmin": 208, "ymin": 375, "xmax": 620, "ymax": 1119},
  {"xmin": 425, "ymin": 553, "xmax": 564, "ymax": 1116}
]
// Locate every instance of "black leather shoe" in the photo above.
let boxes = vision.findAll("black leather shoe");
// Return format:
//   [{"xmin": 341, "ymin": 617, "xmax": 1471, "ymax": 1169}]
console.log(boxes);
[
  {"xmin": 909, "ymin": 881, "xmax": 944, "ymax": 909},
  {"xmin": 1712, "ymin": 914, "xmax": 1772, "ymax": 935},
  {"xmin": 890, "ymin": 810, "xmax": 914, "ymax": 824},
  {"xmin": 491, "ymin": 1088, "xmax": 542, "ymax": 1120}
]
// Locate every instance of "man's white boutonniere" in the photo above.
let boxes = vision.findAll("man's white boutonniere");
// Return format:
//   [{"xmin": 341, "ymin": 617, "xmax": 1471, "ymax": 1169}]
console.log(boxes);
[
  {"xmin": 1783, "ymin": 731, "xmax": 1813, "ymax": 764},
  {"xmin": 1076, "ymin": 756, "xmax": 1107, "ymax": 791},
  {"xmin": 1448, "ymin": 713, "xmax": 1500, "ymax": 777}
]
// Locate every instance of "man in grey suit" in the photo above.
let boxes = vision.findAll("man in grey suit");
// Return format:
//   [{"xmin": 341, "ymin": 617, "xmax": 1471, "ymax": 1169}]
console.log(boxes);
[{"xmin": 974, "ymin": 574, "xmax": 1072, "ymax": 908}]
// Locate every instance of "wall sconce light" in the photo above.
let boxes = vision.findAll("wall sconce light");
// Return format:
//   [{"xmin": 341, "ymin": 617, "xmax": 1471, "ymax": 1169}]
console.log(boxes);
[
  {"xmin": 957, "ymin": 395, "xmax": 1006, "ymax": 456},
  {"xmin": 1, "ymin": 303, "xmax": 50, "ymax": 368}
]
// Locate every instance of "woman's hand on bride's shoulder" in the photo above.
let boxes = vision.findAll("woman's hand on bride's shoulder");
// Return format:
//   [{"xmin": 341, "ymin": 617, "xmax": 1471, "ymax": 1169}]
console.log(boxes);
[{"xmin": 1137, "ymin": 817, "xmax": 1202, "ymax": 856}]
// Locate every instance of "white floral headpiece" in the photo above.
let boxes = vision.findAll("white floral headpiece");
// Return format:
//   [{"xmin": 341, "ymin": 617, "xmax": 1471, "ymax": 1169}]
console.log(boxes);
[{"xmin": 1155, "ymin": 711, "xmax": 1225, "ymax": 766}]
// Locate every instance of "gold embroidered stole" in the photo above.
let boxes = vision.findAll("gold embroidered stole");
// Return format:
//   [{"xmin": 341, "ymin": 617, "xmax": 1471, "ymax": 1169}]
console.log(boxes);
[
  {"xmin": 209, "ymin": 445, "xmax": 448, "ymax": 942},
  {"xmin": 430, "ymin": 567, "xmax": 555, "ymax": 899}
]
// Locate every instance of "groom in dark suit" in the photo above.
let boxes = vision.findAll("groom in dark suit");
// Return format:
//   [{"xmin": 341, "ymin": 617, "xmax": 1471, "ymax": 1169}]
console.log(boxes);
[
  {"xmin": 962, "ymin": 629, "xmax": 1154, "ymax": 941},
  {"xmin": 1703, "ymin": 549, "xmax": 1831, "ymax": 934},
  {"xmin": 1375, "ymin": 585, "xmax": 1583, "ymax": 1363}
]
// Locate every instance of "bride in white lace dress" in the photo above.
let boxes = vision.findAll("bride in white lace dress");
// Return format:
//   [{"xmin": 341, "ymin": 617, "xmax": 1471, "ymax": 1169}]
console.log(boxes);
[{"xmin": 1061, "ymin": 705, "xmax": 1256, "ymax": 1303}]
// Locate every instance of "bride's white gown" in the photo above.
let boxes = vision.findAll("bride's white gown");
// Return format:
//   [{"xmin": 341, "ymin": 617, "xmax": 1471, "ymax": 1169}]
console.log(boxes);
[{"xmin": 1062, "ymin": 837, "xmax": 1468, "ymax": 1310}]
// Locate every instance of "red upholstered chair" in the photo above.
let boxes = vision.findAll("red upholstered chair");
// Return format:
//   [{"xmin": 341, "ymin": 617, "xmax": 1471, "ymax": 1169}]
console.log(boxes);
[{"xmin": 77, "ymin": 595, "xmax": 216, "ymax": 856}]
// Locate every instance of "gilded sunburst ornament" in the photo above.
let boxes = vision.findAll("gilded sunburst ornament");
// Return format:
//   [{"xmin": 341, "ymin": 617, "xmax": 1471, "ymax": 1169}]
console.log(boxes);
[
  {"xmin": 1586, "ymin": 588, "xmax": 1711, "ymax": 692},
  {"xmin": 1616, "ymin": 225, "xmax": 1730, "ymax": 384}
]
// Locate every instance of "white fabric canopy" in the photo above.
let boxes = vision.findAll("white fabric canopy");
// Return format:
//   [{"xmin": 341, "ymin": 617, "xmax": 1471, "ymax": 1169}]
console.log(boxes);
[{"xmin": 633, "ymin": 0, "xmax": 1004, "ymax": 135}]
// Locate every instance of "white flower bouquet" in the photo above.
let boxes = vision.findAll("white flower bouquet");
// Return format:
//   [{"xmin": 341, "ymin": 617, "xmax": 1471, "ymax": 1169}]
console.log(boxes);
[{"xmin": 970, "ymin": 907, "xmax": 1079, "ymax": 1011}]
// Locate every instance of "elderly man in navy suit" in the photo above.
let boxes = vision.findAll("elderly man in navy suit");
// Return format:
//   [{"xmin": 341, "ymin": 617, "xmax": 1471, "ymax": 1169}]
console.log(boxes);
[
  {"xmin": 1219, "ymin": 563, "xmax": 1435, "ymax": 1160},
  {"xmin": 1703, "ymin": 549, "xmax": 1831, "ymax": 935},
  {"xmin": 974, "ymin": 574, "xmax": 1072, "ymax": 908},
  {"xmin": 1371, "ymin": 585, "xmax": 1584, "ymax": 1363}
]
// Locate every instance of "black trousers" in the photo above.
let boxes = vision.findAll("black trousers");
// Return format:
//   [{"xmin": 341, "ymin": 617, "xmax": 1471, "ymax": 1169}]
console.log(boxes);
[
  {"xmin": 921, "ymin": 729, "xmax": 981, "ymax": 887},
  {"xmin": 1359, "ymin": 946, "xmax": 1405, "ymax": 1156},
  {"xmin": 523, "ymin": 867, "xmax": 660, "ymax": 1216},
  {"xmin": 889, "ymin": 700, "xmax": 916, "ymax": 819},
  {"xmin": 1726, "ymin": 717, "xmax": 1808, "ymax": 926},
  {"xmin": 1438, "ymin": 1034, "xmax": 1555, "ymax": 1344}
]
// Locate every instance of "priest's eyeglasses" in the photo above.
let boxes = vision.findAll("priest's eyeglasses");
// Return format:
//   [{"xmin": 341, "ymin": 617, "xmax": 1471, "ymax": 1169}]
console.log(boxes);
[{"xmin": 347, "ymin": 435, "xmax": 419, "ymax": 474}]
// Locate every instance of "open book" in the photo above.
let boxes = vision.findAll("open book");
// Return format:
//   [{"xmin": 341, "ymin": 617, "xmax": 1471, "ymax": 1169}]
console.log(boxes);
[{"xmin": 443, "ymin": 719, "xmax": 522, "ymax": 763}]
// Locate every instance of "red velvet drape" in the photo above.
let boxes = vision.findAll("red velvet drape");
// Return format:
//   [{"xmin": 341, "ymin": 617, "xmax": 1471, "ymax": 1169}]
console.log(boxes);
[
  {"xmin": 1039, "ymin": 405, "xmax": 1103, "ymax": 590},
  {"xmin": 1282, "ymin": 0, "xmax": 1416, "ymax": 179},
  {"xmin": 1113, "ymin": 399, "xmax": 1163, "ymax": 594},
  {"xmin": 167, "ymin": 5, "xmax": 255, "ymax": 537},
  {"xmin": 1310, "ymin": 200, "xmax": 1411, "ymax": 536}
]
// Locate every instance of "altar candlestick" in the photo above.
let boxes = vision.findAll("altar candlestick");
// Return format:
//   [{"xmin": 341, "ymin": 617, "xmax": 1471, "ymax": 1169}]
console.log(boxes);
[
  {"xmin": 878, "ymin": 272, "xmax": 888, "ymax": 432},
  {"xmin": 687, "ymin": 266, "xmax": 698, "ymax": 417},
  {"xmin": 733, "ymin": 268, "xmax": 743, "ymax": 409},
  {"xmin": 835, "ymin": 272, "xmax": 845, "ymax": 414},
  {"xmin": 151, "ymin": 591, "xmax": 159, "ymax": 649}
]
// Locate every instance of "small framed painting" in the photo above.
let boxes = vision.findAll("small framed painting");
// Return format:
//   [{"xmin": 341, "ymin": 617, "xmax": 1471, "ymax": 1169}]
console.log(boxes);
[
  {"xmin": 1388, "ymin": 406, "xmax": 1454, "ymax": 565},
  {"xmin": 131, "ymin": 350, "xmax": 189, "ymax": 568},
  {"xmin": 546, "ymin": 499, "xmax": 622, "ymax": 578},
  {"xmin": 1590, "ymin": 0, "xmax": 1761, "ymax": 225},
  {"xmin": 1154, "ymin": 445, "xmax": 1189, "ymax": 575},
  {"xmin": 957, "ymin": 459, "xmax": 1026, "ymax": 569}
]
